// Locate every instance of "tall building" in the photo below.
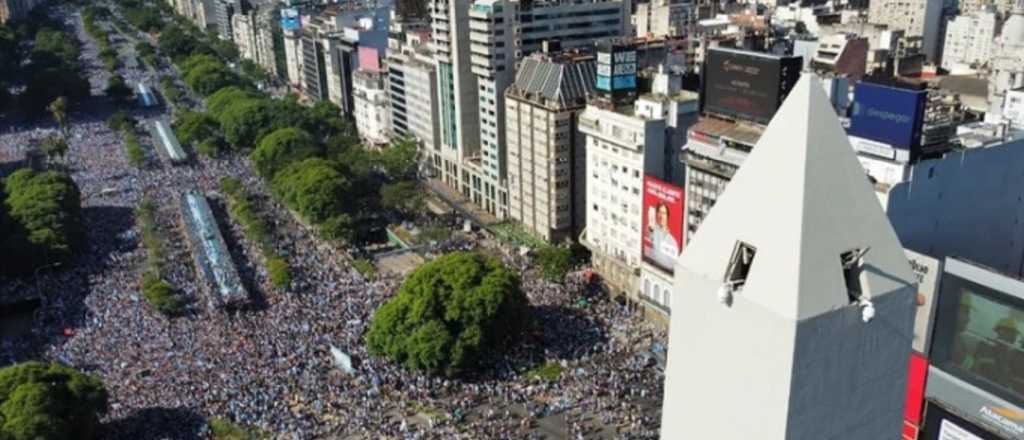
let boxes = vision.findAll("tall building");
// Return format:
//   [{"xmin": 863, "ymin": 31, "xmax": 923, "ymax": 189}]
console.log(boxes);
[
  {"xmin": 868, "ymin": 0, "xmax": 943, "ymax": 59},
  {"xmin": 987, "ymin": 0, "xmax": 1024, "ymax": 122},
  {"xmin": 941, "ymin": 8, "xmax": 999, "ymax": 73},
  {"xmin": 282, "ymin": 9, "xmax": 303, "ymax": 87},
  {"xmin": 430, "ymin": 0, "xmax": 481, "ymax": 196},
  {"xmin": 660, "ymin": 75, "xmax": 916, "ymax": 439},
  {"xmin": 505, "ymin": 50, "xmax": 596, "ymax": 243},
  {"xmin": 207, "ymin": 0, "xmax": 240, "ymax": 40},
  {"xmin": 430, "ymin": 0, "xmax": 629, "ymax": 219},
  {"xmin": 353, "ymin": 67, "xmax": 391, "ymax": 146},
  {"xmin": 321, "ymin": 34, "xmax": 359, "ymax": 116},
  {"xmin": 386, "ymin": 23, "xmax": 441, "ymax": 174},
  {"xmin": 632, "ymin": 0, "xmax": 697, "ymax": 38},
  {"xmin": 232, "ymin": 5, "xmax": 279, "ymax": 78}
]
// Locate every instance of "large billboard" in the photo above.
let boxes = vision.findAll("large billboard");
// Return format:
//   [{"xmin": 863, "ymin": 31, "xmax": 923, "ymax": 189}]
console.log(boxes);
[
  {"xmin": 701, "ymin": 48, "xmax": 802, "ymax": 124},
  {"xmin": 596, "ymin": 45, "xmax": 637, "ymax": 93},
  {"xmin": 848, "ymin": 82, "xmax": 926, "ymax": 151},
  {"xmin": 642, "ymin": 176, "xmax": 684, "ymax": 274}
]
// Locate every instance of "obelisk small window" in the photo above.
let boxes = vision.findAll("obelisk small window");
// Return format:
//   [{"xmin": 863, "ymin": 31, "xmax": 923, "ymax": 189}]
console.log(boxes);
[{"xmin": 724, "ymin": 241, "xmax": 757, "ymax": 290}]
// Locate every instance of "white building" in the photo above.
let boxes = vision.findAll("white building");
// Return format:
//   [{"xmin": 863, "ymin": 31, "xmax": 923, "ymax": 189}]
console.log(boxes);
[
  {"xmin": 387, "ymin": 23, "xmax": 442, "ymax": 173},
  {"xmin": 231, "ymin": 7, "xmax": 279, "ymax": 78},
  {"xmin": 1003, "ymin": 87, "xmax": 1024, "ymax": 127},
  {"xmin": 633, "ymin": 0, "xmax": 697, "ymax": 38},
  {"xmin": 868, "ymin": 0, "xmax": 943, "ymax": 59},
  {"xmin": 660, "ymin": 75, "xmax": 916, "ymax": 439},
  {"xmin": 580, "ymin": 103, "xmax": 666, "ymax": 298},
  {"xmin": 283, "ymin": 26, "xmax": 303, "ymax": 87},
  {"xmin": 941, "ymin": 8, "xmax": 999, "ymax": 74},
  {"xmin": 353, "ymin": 68, "xmax": 391, "ymax": 147},
  {"xmin": 987, "ymin": 0, "xmax": 1024, "ymax": 123}
]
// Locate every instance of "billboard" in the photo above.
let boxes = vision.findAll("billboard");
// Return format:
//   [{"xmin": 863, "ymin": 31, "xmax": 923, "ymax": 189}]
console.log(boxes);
[
  {"xmin": 701, "ymin": 48, "xmax": 802, "ymax": 124},
  {"xmin": 848, "ymin": 82, "xmax": 926, "ymax": 151},
  {"xmin": 642, "ymin": 176, "xmax": 684, "ymax": 274},
  {"xmin": 281, "ymin": 8, "xmax": 300, "ymax": 30},
  {"xmin": 596, "ymin": 45, "xmax": 637, "ymax": 92}
]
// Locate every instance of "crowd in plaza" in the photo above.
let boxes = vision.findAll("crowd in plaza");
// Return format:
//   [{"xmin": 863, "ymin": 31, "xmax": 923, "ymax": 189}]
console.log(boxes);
[{"xmin": 0, "ymin": 4, "xmax": 667, "ymax": 439}]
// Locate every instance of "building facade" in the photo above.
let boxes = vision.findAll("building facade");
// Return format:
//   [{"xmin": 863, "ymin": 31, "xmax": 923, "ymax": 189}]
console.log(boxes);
[
  {"xmin": 505, "ymin": 52, "xmax": 596, "ymax": 243},
  {"xmin": 580, "ymin": 104, "xmax": 666, "ymax": 299},
  {"xmin": 387, "ymin": 25, "xmax": 442, "ymax": 175},
  {"xmin": 941, "ymin": 8, "xmax": 999, "ymax": 73},
  {"xmin": 353, "ymin": 68, "xmax": 392, "ymax": 146},
  {"xmin": 868, "ymin": 0, "xmax": 944, "ymax": 59},
  {"xmin": 632, "ymin": 0, "xmax": 697, "ymax": 38},
  {"xmin": 428, "ymin": 0, "xmax": 629, "ymax": 220}
]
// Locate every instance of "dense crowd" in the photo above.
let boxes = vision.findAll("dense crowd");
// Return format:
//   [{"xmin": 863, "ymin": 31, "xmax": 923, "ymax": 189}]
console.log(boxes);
[{"xmin": 0, "ymin": 4, "xmax": 666, "ymax": 439}]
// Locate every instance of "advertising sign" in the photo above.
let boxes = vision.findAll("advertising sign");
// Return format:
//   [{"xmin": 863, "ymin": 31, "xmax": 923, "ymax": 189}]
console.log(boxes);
[
  {"xmin": 849, "ymin": 82, "xmax": 926, "ymax": 151},
  {"xmin": 701, "ymin": 49, "xmax": 801, "ymax": 124},
  {"xmin": 281, "ymin": 8, "xmax": 300, "ymax": 30},
  {"xmin": 939, "ymin": 420, "xmax": 986, "ymax": 440},
  {"xmin": 596, "ymin": 45, "xmax": 637, "ymax": 92},
  {"xmin": 642, "ymin": 176, "xmax": 684, "ymax": 274},
  {"xmin": 905, "ymin": 249, "xmax": 941, "ymax": 353}
]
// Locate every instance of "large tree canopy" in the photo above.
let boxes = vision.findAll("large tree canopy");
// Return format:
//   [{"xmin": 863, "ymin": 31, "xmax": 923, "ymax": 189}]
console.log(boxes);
[
  {"xmin": 251, "ymin": 127, "xmax": 321, "ymax": 178},
  {"xmin": 0, "ymin": 168, "xmax": 82, "ymax": 275},
  {"xmin": 271, "ymin": 158, "xmax": 350, "ymax": 225},
  {"xmin": 366, "ymin": 252, "xmax": 529, "ymax": 376},
  {"xmin": 0, "ymin": 362, "xmax": 109, "ymax": 440}
]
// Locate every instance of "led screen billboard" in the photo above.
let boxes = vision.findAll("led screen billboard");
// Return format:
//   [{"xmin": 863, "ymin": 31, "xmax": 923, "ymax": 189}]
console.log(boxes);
[
  {"xmin": 848, "ymin": 82, "xmax": 926, "ymax": 151},
  {"xmin": 642, "ymin": 176, "xmax": 684, "ymax": 274},
  {"xmin": 701, "ymin": 49, "xmax": 801, "ymax": 124}
]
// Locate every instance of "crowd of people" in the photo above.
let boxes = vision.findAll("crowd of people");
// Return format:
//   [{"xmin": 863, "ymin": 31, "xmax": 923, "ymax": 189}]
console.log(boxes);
[{"xmin": 0, "ymin": 4, "xmax": 667, "ymax": 439}]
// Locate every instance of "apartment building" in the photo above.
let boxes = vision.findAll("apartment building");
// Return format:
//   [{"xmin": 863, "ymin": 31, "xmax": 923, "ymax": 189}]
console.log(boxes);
[
  {"xmin": 868, "ymin": 0, "xmax": 943, "ymax": 59},
  {"xmin": 942, "ymin": 7, "xmax": 999, "ymax": 73},
  {"xmin": 633, "ymin": 0, "xmax": 697, "ymax": 38},
  {"xmin": 430, "ymin": 0, "xmax": 481, "ymax": 195},
  {"xmin": 387, "ymin": 21, "xmax": 442, "ymax": 176},
  {"xmin": 231, "ymin": 5, "xmax": 279, "ymax": 78},
  {"xmin": 353, "ymin": 67, "xmax": 391, "ymax": 146},
  {"xmin": 505, "ymin": 51, "xmax": 596, "ymax": 243},
  {"xmin": 428, "ymin": 0, "xmax": 629, "ymax": 219}
]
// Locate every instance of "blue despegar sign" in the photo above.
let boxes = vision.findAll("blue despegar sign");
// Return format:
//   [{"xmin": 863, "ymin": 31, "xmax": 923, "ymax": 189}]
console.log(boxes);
[{"xmin": 848, "ymin": 82, "xmax": 926, "ymax": 150}]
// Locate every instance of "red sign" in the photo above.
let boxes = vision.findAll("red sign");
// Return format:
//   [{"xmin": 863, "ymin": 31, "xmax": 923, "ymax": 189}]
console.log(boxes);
[
  {"xmin": 642, "ymin": 176, "xmax": 684, "ymax": 273},
  {"xmin": 904, "ymin": 352, "xmax": 929, "ymax": 426}
]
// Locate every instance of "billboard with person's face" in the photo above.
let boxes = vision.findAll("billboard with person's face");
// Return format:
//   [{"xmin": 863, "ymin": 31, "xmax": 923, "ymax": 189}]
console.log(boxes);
[{"xmin": 642, "ymin": 176, "xmax": 685, "ymax": 274}]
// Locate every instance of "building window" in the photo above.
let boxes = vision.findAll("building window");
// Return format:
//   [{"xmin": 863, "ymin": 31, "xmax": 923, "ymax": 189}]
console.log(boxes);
[{"xmin": 724, "ymin": 241, "xmax": 756, "ymax": 289}]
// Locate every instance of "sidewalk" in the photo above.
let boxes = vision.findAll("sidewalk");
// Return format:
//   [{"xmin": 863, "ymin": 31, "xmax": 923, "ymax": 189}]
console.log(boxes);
[{"xmin": 424, "ymin": 178, "xmax": 499, "ymax": 227}]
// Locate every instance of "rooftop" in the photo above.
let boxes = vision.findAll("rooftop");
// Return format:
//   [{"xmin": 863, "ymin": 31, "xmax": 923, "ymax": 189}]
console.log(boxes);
[{"xmin": 689, "ymin": 117, "xmax": 765, "ymax": 146}]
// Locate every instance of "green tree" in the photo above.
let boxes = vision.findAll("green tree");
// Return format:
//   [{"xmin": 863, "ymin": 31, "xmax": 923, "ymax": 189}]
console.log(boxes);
[
  {"xmin": 217, "ymin": 98, "xmax": 274, "ymax": 149},
  {"xmin": 366, "ymin": 252, "xmax": 529, "ymax": 375},
  {"xmin": 205, "ymin": 86, "xmax": 258, "ymax": 116},
  {"xmin": 107, "ymin": 111, "xmax": 135, "ymax": 132},
  {"xmin": 47, "ymin": 96, "xmax": 68, "ymax": 135},
  {"xmin": 0, "ymin": 362, "xmax": 108, "ymax": 440},
  {"xmin": 0, "ymin": 168, "xmax": 82, "ymax": 275},
  {"xmin": 185, "ymin": 60, "xmax": 242, "ymax": 96},
  {"xmin": 376, "ymin": 137, "xmax": 419, "ymax": 181},
  {"xmin": 380, "ymin": 180, "xmax": 423, "ymax": 217},
  {"xmin": 172, "ymin": 110, "xmax": 220, "ymax": 146},
  {"xmin": 40, "ymin": 135, "xmax": 69, "ymax": 162},
  {"xmin": 105, "ymin": 74, "xmax": 133, "ymax": 102},
  {"xmin": 270, "ymin": 158, "xmax": 349, "ymax": 224},
  {"xmin": 534, "ymin": 245, "xmax": 574, "ymax": 282},
  {"xmin": 251, "ymin": 127, "xmax": 322, "ymax": 178}
]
